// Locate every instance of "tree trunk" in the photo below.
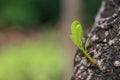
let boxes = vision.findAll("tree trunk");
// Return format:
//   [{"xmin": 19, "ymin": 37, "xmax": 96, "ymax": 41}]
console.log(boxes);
[{"xmin": 71, "ymin": 0, "xmax": 120, "ymax": 80}]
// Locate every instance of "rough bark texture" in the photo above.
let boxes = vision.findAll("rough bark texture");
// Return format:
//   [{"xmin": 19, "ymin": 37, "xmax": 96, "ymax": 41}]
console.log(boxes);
[{"xmin": 71, "ymin": 0, "xmax": 120, "ymax": 80}]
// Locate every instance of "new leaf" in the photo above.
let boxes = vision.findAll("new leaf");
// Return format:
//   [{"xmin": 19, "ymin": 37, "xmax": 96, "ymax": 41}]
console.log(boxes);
[
  {"xmin": 70, "ymin": 20, "xmax": 83, "ymax": 48},
  {"xmin": 70, "ymin": 20, "xmax": 97, "ymax": 65}
]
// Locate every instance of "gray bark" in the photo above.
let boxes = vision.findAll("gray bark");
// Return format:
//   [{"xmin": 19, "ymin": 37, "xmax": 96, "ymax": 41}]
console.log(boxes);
[{"xmin": 71, "ymin": 0, "xmax": 120, "ymax": 80}]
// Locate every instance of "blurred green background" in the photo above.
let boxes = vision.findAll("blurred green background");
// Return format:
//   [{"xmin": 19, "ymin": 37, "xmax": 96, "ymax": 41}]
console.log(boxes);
[{"xmin": 0, "ymin": 0, "xmax": 101, "ymax": 80}]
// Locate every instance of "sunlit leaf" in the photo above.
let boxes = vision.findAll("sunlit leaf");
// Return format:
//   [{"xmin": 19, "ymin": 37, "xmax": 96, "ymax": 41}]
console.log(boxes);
[
  {"xmin": 70, "ymin": 20, "xmax": 97, "ymax": 65},
  {"xmin": 70, "ymin": 34, "xmax": 79, "ymax": 48},
  {"xmin": 70, "ymin": 20, "xmax": 83, "ymax": 48}
]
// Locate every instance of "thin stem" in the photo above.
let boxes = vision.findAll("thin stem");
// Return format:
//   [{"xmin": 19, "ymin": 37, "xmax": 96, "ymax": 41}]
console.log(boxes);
[{"xmin": 80, "ymin": 47, "xmax": 97, "ymax": 65}]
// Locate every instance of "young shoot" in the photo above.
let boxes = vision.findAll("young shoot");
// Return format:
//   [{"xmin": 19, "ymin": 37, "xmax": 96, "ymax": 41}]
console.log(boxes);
[{"xmin": 70, "ymin": 20, "xmax": 97, "ymax": 65}]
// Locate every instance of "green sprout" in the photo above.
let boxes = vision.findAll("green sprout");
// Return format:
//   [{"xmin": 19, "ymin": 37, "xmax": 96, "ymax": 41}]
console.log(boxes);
[{"xmin": 70, "ymin": 20, "xmax": 97, "ymax": 65}]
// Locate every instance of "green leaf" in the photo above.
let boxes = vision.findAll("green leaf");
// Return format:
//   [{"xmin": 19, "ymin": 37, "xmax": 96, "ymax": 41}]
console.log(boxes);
[
  {"xmin": 70, "ymin": 20, "xmax": 97, "ymax": 65},
  {"xmin": 70, "ymin": 34, "xmax": 79, "ymax": 48},
  {"xmin": 85, "ymin": 38, "xmax": 90, "ymax": 49},
  {"xmin": 70, "ymin": 20, "xmax": 83, "ymax": 48}
]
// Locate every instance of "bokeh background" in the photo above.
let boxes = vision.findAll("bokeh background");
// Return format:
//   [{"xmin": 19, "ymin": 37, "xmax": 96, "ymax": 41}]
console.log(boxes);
[{"xmin": 0, "ymin": 0, "xmax": 101, "ymax": 80}]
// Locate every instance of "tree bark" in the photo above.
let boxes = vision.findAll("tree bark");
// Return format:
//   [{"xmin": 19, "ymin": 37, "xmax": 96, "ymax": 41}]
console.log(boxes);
[{"xmin": 71, "ymin": 0, "xmax": 120, "ymax": 80}]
